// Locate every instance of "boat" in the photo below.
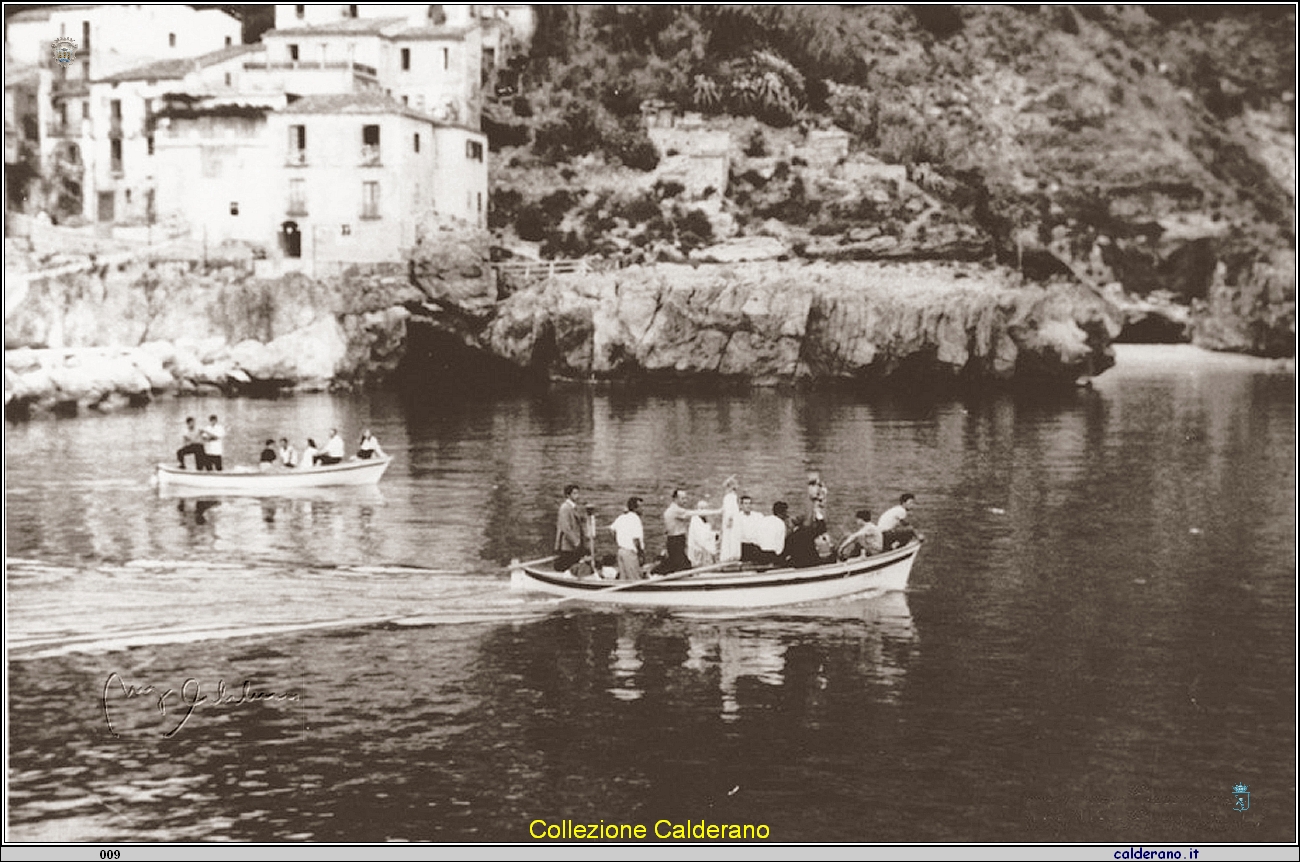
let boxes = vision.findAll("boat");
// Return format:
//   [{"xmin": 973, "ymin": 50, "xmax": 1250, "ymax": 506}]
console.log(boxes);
[
  {"xmin": 153, "ymin": 456, "xmax": 392, "ymax": 494},
  {"xmin": 509, "ymin": 540, "xmax": 921, "ymax": 610}
]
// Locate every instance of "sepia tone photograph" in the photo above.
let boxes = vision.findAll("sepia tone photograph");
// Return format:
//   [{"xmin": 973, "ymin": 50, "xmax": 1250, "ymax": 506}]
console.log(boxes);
[{"xmin": 4, "ymin": 3, "xmax": 1295, "ymax": 853}]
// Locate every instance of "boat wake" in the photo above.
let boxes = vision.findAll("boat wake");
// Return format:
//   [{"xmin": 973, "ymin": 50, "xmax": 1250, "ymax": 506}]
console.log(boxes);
[{"xmin": 5, "ymin": 556, "xmax": 551, "ymax": 662}]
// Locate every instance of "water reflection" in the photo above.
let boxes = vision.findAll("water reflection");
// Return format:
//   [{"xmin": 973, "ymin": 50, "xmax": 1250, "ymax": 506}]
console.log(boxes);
[{"xmin": 588, "ymin": 592, "xmax": 917, "ymax": 720}]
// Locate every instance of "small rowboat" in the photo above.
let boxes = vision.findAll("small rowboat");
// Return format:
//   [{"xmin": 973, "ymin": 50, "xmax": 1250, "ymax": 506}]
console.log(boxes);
[
  {"xmin": 154, "ymin": 456, "xmax": 391, "ymax": 494},
  {"xmin": 509, "ymin": 540, "xmax": 921, "ymax": 610}
]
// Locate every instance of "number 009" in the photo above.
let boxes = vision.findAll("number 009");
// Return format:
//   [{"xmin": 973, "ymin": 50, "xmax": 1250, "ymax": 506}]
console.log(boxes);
[{"xmin": 100, "ymin": 852, "xmax": 120, "ymax": 860}]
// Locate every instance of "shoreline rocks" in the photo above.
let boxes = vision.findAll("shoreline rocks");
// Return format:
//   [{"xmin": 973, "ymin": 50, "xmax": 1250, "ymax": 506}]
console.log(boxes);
[{"xmin": 417, "ymin": 261, "xmax": 1124, "ymax": 387}]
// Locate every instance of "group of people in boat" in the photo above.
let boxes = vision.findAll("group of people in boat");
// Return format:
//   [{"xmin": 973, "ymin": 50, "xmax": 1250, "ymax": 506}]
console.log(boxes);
[
  {"xmin": 554, "ymin": 472, "xmax": 922, "ymax": 580},
  {"xmin": 175, "ymin": 415, "xmax": 385, "ymax": 471}
]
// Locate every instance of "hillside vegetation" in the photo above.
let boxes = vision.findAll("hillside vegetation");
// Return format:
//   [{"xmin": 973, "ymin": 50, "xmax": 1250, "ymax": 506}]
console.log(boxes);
[{"xmin": 485, "ymin": 5, "xmax": 1295, "ymax": 356}]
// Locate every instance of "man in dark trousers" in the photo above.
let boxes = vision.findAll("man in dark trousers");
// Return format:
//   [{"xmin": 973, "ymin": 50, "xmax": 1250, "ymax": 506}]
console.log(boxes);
[
  {"xmin": 554, "ymin": 484, "xmax": 587, "ymax": 572},
  {"xmin": 176, "ymin": 416, "xmax": 206, "ymax": 470}
]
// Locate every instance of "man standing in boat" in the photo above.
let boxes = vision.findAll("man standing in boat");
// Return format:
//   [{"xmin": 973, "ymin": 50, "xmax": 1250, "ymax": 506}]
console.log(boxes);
[
  {"xmin": 554, "ymin": 484, "xmax": 587, "ymax": 572},
  {"xmin": 610, "ymin": 497, "xmax": 646, "ymax": 580},
  {"xmin": 738, "ymin": 494, "xmax": 764, "ymax": 563},
  {"xmin": 176, "ymin": 416, "xmax": 206, "ymax": 470},
  {"xmin": 200, "ymin": 414, "xmax": 225, "ymax": 472},
  {"xmin": 661, "ymin": 489, "xmax": 720, "ymax": 573}
]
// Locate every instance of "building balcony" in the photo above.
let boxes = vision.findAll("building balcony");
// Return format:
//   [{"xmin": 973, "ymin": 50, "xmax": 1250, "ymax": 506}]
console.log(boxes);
[
  {"xmin": 244, "ymin": 60, "xmax": 377, "ymax": 79},
  {"xmin": 285, "ymin": 150, "xmax": 308, "ymax": 166},
  {"xmin": 110, "ymin": 162, "xmax": 124, "ymax": 177},
  {"xmin": 51, "ymin": 76, "xmax": 90, "ymax": 97},
  {"xmin": 286, "ymin": 202, "xmax": 308, "ymax": 217},
  {"xmin": 359, "ymin": 145, "xmax": 381, "ymax": 166},
  {"xmin": 45, "ymin": 121, "xmax": 80, "ymax": 138}
]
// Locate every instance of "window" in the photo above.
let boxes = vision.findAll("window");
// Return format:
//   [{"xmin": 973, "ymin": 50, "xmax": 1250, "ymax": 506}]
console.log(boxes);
[
  {"xmin": 224, "ymin": 72, "xmax": 232, "ymax": 87},
  {"xmin": 110, "ymin": 99, "xmax": 122, "ymax": 119},
  {"xmin": 147, "ymin": 135, "xmax": 154, "ymax": 155},
  {"xmin": 110, "ymin": 138, "xmax": 122, "ymax": 170},
  {"xmin": 169, "ymin": 33, "xmax": 176, "ymax": 48},
  {"xmin": 466, "ymin": 140, "xmax": 483, "ymax": 162},
  {"xmin": 82, "ymin": 101, "xmax": 89, "ymax": 119},
  {"xmin": 225, "ymin": 36, "xmax": 232, "ymax": 47},
  {"xmin": 295, "ymin": 4, "xmax": 305, "ymax": 18},
  {"xmin": 401, "ymin": 48, "xmax": 410, "ymax": 71},
  {"xmin": 288, "ymin": 178, "xmax": 307, "ymax": 215},
  {"xmin": 341, "ymin": 224, "xmax": 351, "ymax": 236},
  {"xmin": 402, "ymin": 95, "xmax": 408, "ymax": 106},
  {"xmin": 230, "ymin": 201, "xmax": 239, "ymax": 216},
  {"xmin": 442, "ymin": 48, "xmax": 449, "ymax": 70},
  {"xmin": 361, "ymin": 181, "xmax": 380, "ymax": 218},
  {"xmin": 477, "ymin": 192, "xmax": 482, "ymax": 214},
  {"xmin": 125, "ymin": 189, "xmax": 132, "ymax": 204},
  {"xmin": 288, "ymin": 44, "xmax": 300, "ymax": 62},
  {"xmin": 288, "ymin": 124, "xmax": 306, "ymax": 163},
  {"xmin": 361, "ymin": 124, "xmax": 380, "ymax": 163},
  {"xmin": 413, "ymin": 133, "xmax": 420, "ymax": 153}
]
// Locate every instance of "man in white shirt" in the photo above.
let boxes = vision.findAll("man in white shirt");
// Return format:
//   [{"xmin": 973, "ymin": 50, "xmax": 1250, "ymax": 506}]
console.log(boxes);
[
  {"xmin": 319, "ymin": 429, "xmax": 346, "ymax": 465},
  {"xmin": 878, "ymin": 493, "xmax": 921, "ymax": 550},
  {"xmin": 755, "ymin": 501, "xmax": 790, "ymax": 566},
  {"xmin": 737, "ymin": 495, "xmax": 766, "ymax": 563},
  {"xmin": 609, "ymin": 497, "xmax": 646, "ymax": 581},
  {"xmin": 201, "ymin": 414, "xmax": 225, "ymax": 471}
]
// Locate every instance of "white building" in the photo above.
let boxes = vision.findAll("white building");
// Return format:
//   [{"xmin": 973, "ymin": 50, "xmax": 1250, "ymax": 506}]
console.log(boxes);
[
  {"xmin": 154, "ymin": 91, "xmax": 487, "ymax": 273},
  {"xmin": 85, "ymin": 45, "xmax": 263, "ymax": 225},
  {"xmin": 4, "ymin": 4, "xmax": 242, "ymax": 219}
]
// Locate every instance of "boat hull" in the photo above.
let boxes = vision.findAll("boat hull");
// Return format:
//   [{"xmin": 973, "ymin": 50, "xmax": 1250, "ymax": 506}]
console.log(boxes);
[
  {"xmin": 510, "ymin": 541, "xmax": 920, "ymax": 609},
  {"xmin": 154, "ymin": 457, "xmax": 391, "ymax": 493}
]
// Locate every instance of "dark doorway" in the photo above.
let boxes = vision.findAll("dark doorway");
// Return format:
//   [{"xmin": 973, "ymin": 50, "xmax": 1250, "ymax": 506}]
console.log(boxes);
[
  {"xmin": 280, "ymin": 220, "xmax": 301, "ymax": 258},
  {"xmin": 97, "ymin": 190, "xmax": 115, "ymax": 222}
]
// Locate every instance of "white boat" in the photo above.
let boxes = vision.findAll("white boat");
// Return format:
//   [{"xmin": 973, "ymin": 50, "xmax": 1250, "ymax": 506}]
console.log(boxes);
[
  {"xmin": 509, "ymin": 541, "xmax": 921, "ymax": 610},
  {"xmin": 154, "ymin": 456, "xmax": 391, "ymax": 493}
]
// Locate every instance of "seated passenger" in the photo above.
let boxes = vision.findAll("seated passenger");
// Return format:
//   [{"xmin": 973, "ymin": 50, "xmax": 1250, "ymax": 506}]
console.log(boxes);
[
  {"xmin": 878, "ymin": 494, "xmax": 922, "ymax": 550},
  {"xmin": 318, "ymin": 429, "xmax": 345, "ymax": 466},
  {"xmin": 300, "ymin": 438, "xmax": 319, "ymax": 469},
  {"xmin": 258, "ymin": 439, "xmax": 278, "ymax": 472},
  {"xmin": 838, "ymin": 509, "xmax": 884, "ymax": 559},
  {"xmin": 278, "ymin": 437, "xmax": 298, "ymax": 468},
  {"xmin": 357, "ymin": 428, "xmax": 386, "ymax": 460},
  {"xmin": 785, "ymin": 516, "xmax": 823, "ymax": 568}
]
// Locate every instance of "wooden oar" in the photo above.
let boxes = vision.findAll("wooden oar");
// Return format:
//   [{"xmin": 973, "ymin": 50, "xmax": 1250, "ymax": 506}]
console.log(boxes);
[{"xmin": 510, "ymin": 554, "xmax": 558, "ymax": 570}]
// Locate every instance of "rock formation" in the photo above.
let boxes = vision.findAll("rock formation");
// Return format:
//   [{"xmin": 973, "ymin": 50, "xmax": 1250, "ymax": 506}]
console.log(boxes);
[
  {"xmin": 414, "ymin": 261, "xmax": 1122, "ymax": 387},
  {"xmin": 4, "ymin": 260, "xmax": 419, "ymax": 417}
]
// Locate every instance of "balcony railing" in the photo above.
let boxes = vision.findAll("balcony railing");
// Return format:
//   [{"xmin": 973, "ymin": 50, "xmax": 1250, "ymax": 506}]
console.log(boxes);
[
  {"xmin": 45, "ymin": 121, "xmax": 80, "ymax": 138},
  {"xmin": 285, "ymin": 150, "xmax": 307, "ymax": 166},
  {"xmin": 286, "ymin": 201, "xmax": 308, "ymax": 217},
  {"xmin": 243, "ymin": 61, "xmax": 377, "ymax": 78},
  {"xmin": 359, "ymin": 144, "xmax": 381, "ymax": 166}
]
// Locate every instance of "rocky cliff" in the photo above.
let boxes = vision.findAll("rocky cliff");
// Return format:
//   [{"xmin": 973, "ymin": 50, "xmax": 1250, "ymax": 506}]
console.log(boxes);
[
  {"xmin": 411, "ymin": 261, "xmax": 1121, "ymax": 388},
  {"xmin": 4, "ymin": 257, "xmax": 419, "ymax": 417}
]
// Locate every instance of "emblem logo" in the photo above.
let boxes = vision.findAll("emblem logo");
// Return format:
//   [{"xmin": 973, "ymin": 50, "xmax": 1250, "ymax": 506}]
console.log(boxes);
[
  {"xmin": 52, "ymin": 36, "xmax": 78, "ymax": 66},
  {"xmin": 1232, "ymin": 783, "xmax": 1250, "ymax": 811}
]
